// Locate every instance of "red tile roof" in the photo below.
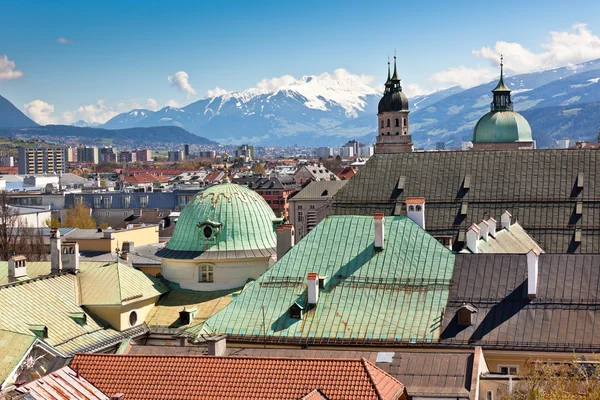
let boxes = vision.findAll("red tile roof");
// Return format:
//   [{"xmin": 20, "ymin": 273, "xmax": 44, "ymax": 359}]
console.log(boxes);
[
  {"xmin": 123, "ymin": 173, "xmax": 169, "ymax": 184},
  {"xmin": 337, "ymin": 166, "xmax": 356, "ymax": 181},
  {"xmin": 72, "ymin": 354, "xmax": 406, "ymax": 400}
]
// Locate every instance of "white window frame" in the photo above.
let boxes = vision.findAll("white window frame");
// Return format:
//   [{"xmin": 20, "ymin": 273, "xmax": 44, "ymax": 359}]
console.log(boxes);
[
  {"xmin": 93, "ymin": 197, "xmax": 101, "ymax": 208},
  {"xmin": 199, "ymin": 264, "xmax": 214, "ymax": 283},
  {"xmin": 140, "ymin": 195, "xmax": 149, "ymax": 208},
  {"xmin": 103, "ymin": 197, "xmax": 112, "ymax": 208},
  {"xmin": 498, "ymin": 365, "xmax": 519, "ymax": 375},
  {"xmin": 122, "ymin": 196, "xmax": 131, "ymax": 208}
]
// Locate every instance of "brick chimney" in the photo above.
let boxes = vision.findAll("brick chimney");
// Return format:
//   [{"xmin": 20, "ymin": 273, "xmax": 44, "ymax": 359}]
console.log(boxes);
[
  {"xmin": 276, "ymin": 224, "xmax": 295, "ymax": 260},
  {"xmin": 62, "ymin": 241, "xmax": 80, "ymax": 273},
  {"xmin": 206, "ymin": 335, "xmax": 227, "ymax": 356},
  {"xmin": 527, "ymin": 248, "xmax": 541, "ymax": 299},
  {"xmin": 50, "ymin": 228, "xmax": 62, "ymax": 274},
  {"xmin": 405, "ymin": 198, "xmax": 426, "ymax": 229},
  {"xmin": 307, "ymin": 272, "xmax": 319, "ymax": 305},
  {"xmin": 466, "ymin": 224, "xmax": 480, "ymax": 254},
  {"xmin": 374, "ymin": 213, "xmax": 385, "ymax": 249},
  {"xmin": 501, "ymin": 210, "xmax": 512, "ymax": 231},
  {"xmin": 8, "ymin": 255, "xmax": 27, "ymax": 282}
]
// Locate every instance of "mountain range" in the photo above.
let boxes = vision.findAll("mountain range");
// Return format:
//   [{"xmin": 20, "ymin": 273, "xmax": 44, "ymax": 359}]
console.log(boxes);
[{"xmin": 3, "ymin": 59, "xmax": 600, "ymax": 148}]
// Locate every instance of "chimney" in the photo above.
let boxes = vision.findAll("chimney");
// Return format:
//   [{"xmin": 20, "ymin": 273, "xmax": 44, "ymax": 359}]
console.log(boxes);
[
  {"xmin": 122, "ymin": 241, "xmax": 134, "ymax": 253},
  {"xmin": 61, "ymin": 241, "xmax": 80, "ymax": 273},
  {"xmin": 276, "ymin": 224, "xmax": 295, "ymax": 260},
  {"xmin": 405, "ymin": 197, "xmax": 426, "ymax": 229},
  {"xmin": 501, "ymin": 210, "xmax": 512, "ymax": 231},
  {"xmin": 50, "ymin": 228, "xmax": 62, "ymax": 274},
  {"xmin": 374, "ymin": 213, "xmax": 385, "ymax": 249},
  {"xmin": 478, "ymin": 220, "xmax": 489, "ymax": 242},
  {"xmin": 8, "ymin": 255, "xmax": 27, "ymax": 282},
  {"xmin": 206, "ymin": 335, "xmax": 227, "ymax": 356},
  {"xmin": 487, "ymin": 218, "xmax": 497, "ymax": 238},
  {"xmin": 466, "ymin": 224, "xmax": 480, "ymax": 254},
  {"xmin": 527, "ymin": 248, "xmax": 540, "ymax": 299},
  {"xmin": 307, "ymin": 272, "xmax": 319, "ymax": 305}
]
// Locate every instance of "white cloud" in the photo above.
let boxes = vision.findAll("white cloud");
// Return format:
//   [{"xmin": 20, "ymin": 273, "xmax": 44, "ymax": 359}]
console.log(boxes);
[
  {"xmin": 429, "ymin": 66, "xmax": 497, "ymax": 89},
  {"xmin": 473, "ymin": 23, "xmax": 600, "ymax": 74},
  {"xmin": 60, "ymin": 100, "xmax": 130, "ymax": 125},
  {"xmin": 165, "ymin": 99, "xmax": 181, "ymax": 108},
  {"xmin": 57, "ymin": 37, "xmax": 73, "ymax": 44},
  {"xmin": 24, "ymin": 100, "xmax": 56, "ymax": 125},
  {"xmin": 168, "ymin": 71, "xmax": 196, "ymax": 96},
  {"xmin": 256, "ymin": 74, "xmax": 297, "ymax": 91},
  {"xmin": 145, "ymin": 98, "xmax": 160, "ymax": 111},
  {"xmin": 0, "ymin": 55, "xmax": 23, "ymax": 80},
  {"xmin": 425, "ymin": 23, "xmax": 600, "ymax": 90},
  {"xmin": 402, "ymin": 83, "xmax": 435, "ymax": 98},
  {"xmin": 206, "ymin": 87, "xmax": 229, "ymax": 98}
]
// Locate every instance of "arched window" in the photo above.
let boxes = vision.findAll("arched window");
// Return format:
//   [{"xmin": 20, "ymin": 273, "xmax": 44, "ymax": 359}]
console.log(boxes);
[
  {"xmin": 380, "ymin": 120, "xmax": 384, "ymax": 128},
  {"xmin": 386, "ymin": 119, "xmax": 390, "ymax": 127},
  {"xmin": 403, "ymin": 117, "xmax": 407, "ymax": 126},
  {"xmin": 408, "ymin": 205, "xmax": 415, "ymax": 212},
  {"xmin": 416, "ymin": 205, "xmax": 422, "ymax": 211},
  {"xmin": 395, "ymin": 118, "xmax": 399, "ymax": 127}
]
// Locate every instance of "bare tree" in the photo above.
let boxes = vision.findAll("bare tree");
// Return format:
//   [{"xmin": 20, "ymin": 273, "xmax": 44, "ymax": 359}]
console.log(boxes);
[{"xmin": 0, "ymin": 191, "xmax": 48, "ymax": 261}]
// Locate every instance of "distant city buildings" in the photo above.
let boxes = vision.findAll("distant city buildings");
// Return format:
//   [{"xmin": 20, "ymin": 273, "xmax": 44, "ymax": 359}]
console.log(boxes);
[
  {"xmin": 135, "ymin": 149, "xmax": 152, "ymax": 162},
  {"xmin": 235, "ymin": 144, "xmax": 255, "ymax": 161},
  {"xmin": 118, "ymin": 150, "xmax": 137, "ymax": 163},
  {"xmin": 339, "ymin": 145, "xmax": 354, "ymax": 157},
  {"xmin": 198, "ymin": 150, "xmax": 216, "ymax": 159},
  {"xmin": 101, "ymin": 147, "xmax": 117, "ymax": 162},
  {"xmin": 315, "ymin": 146, "xmax": 333, "ymax": 159},
  {"xmin": 17, "ymin": 146, "xmax": 66, "ymax": 174},
  {"xmin": 168, "ymin": 150, "xmax": 184, "ymax": 162},
  {"xmin": 184, "ymin": 144, "xmax": 190, "ymax": 160},
  {"xmin": 77, "ymin": 146, "xmax": 99, "ymax": 164}
]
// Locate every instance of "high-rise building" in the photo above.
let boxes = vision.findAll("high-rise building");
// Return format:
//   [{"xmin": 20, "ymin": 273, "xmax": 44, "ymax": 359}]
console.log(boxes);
[
  {"xmin": 358, "ymin": 146, "xmax": 374, "ymax": 157},
  {"xmin": 234, "ymin": 144, "xmax": 255, "ymax": 161},
  {"xmin": 135, "ymin": 149, "xmax": 152, "ymax": 162},
  {"xmin": 168, "ymin": 150, "xmax": 184, "ymax": 162},
  {"xmin": 76, "ymin": 146, "xmax": 99, "ymax": 164},
  {"xmin": 18, "ymin": 146, "xmax": 67, "ymax": 174},
  {"xmin": 339, "ymin": 146, "xmax": 354, "ymax": 158},
  {"xmin": 183, "ymin": 144, "xmax": 190, "ymax": 160},
  {"xmin": 315, "ymin": 147, "xmax": 333, "ymax": 159},
  {"xmin": 343, "ymin": 140, "xmax": 361, "ymax": 156},
  {"xmin": 118, "ymin": 151, "xmax": 137, "ymax": 163},
  {"xmin": 198, "ymin": 150, "xmax": 216, "ymax": 159},
  {"xmin": 66, "ymin": 147, "xmax": 77, "ymax": 162},
  {"xmin": 100, "ymin": 147, "xmax": 117, "ymax": 162}
]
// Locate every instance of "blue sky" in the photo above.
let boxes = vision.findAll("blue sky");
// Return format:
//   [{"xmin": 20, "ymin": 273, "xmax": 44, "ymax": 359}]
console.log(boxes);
[{"xmin": 2, "ymin": 0, "xmax": 600, "ymax": 124}]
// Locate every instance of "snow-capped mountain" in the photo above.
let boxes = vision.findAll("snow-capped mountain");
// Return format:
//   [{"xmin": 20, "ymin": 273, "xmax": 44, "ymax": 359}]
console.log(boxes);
[
  {"xmin": 102, "ymin": 59, "xmax": 600, "ymax": 147},
  {"xmin": 72, "ymin": 120, "xmax": 102, "ymax": 128},
  {"xmin": 103, "ymin": 71, "xmax": 381, "ymax": 146}
]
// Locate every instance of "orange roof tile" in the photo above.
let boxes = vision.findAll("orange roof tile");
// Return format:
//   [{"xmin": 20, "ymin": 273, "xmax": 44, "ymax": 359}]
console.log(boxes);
[
  {"xmin": 72, "ymin": 354, "xmax": 406, "ymax": 400},
  {"xmin": 405, "ymin": 197, "xmax": 426, "ymax": 204}
]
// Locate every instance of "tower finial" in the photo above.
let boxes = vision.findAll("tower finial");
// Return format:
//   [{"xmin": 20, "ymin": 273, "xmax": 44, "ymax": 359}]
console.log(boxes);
[
  {"xmin": 500, "ymin": 54, "xmax": 504, "ymax": 78},
  {"xmin": 391, "ymin": 52, "xmax": 399, "ymax": 81},
  {"xmin": 386, "ymin": 56, "xmax": 391, "ymax": 83},
  {"xmin": 222, "ymin": 153, "xmax": 230, "ymax": 183}
]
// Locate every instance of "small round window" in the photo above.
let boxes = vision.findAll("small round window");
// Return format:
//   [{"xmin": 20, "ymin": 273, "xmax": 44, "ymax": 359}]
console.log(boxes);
[
  {"xmin": 203, "ymin": 226, "xmax": 213, "ymax": 239},
  {"xmin": 129, "ymin": 311, "xmax": 138, "ymax": 327}
]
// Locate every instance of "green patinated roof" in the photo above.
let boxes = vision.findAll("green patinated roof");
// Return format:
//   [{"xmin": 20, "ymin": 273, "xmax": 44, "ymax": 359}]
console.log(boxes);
[
  {"xmin": 191, "ymin": 216, "xmax": 455, "ymax": 343},
  {"xmin": 0, "ymin": 262, "xmax": 166, "ymax": 355},
  {"xmin": 0, "ymin": 329, "xmax": 35, "ymax": 384},
  {"xmin": 160, "ymin": 183, "xmax": 277, "ymax": 259},
  {"xmin": 472, "ymin": 110, "xmax": 532, "ymax": 143}
]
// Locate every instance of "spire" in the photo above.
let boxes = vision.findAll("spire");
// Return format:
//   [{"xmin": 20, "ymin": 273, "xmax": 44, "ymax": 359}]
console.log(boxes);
[
  {"xmin": 386, "ymin": 57, "xmax": 391, "ymax": 84},
  {"xmin": 492, "ymin": 54, "xmax": 510, "ymax": 92},
  {"xmin": 222, "ymin": 153, "xmax": 230, "ymax": 183},
  {"xmin": 391, "ymin": 54, "xmax": 400, "ymax": 81}
]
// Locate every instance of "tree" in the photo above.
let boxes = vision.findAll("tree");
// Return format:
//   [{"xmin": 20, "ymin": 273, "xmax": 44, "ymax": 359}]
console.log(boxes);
[
  {"xmin": 322, "ymin": 156, "xmax": 344, "ymax": 174},
  {"xmin": 253, "ymin": 163, "xmax": 266, "ymax": 176},
  {"xmin": 44, "ymin": 216, "xmax": 61, "ymax": 229},
  {"xmin": 500, "ymin": 358, "xmax": 600, "ymax": 399},
  {"xmin": 0, "ymin": 191, "xmax": 47, "ymax": 261},
  {"xmin": 62, "ymin": 203, "xmax": 97, "ymax": 229}
]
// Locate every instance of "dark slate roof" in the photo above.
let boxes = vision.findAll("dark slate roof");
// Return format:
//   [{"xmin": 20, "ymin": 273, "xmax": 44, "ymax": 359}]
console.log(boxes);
[
  {"xmin": 64, "ymin": 190, "xmax": 200, "ymax": 210},
  {"xmin": 289, "ymin": 180, "xmax": 348, "ymax": 201},
  {"xmin": 440, "ymin": 254, "xmax": 600, "ymax": 351},
  {"xmin": 332, "ymin": 149, "xmax": 600, "ymax": 253},
  {"xmin": 233, "ymin": 176, "xmax": 299, "ymax": 191}
]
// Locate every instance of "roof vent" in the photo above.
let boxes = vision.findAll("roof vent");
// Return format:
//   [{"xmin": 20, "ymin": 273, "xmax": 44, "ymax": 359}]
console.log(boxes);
[
  {"xmin": 289, "ymin": 302, "xmax": 304, "ymax": 320},
  {"xmin": 28, "ymin": 324, "xmax": 48, "ymax": 339},
  {"xmin": 457, "ymin": 303, "xmax": 477, "ymax": 326},
  {"xmin": 577, "ymin": 172, "xmax": 584, "ymax": 190},
  {"xmin": 487, "ymin": 218, "xmax": 497, "ymax": 238},
  {"xmin": 463, "ymin": 174, "xmax": 471, "ymax": 191},
  {"xmin": 405, "ymin": 198, "xmax": 426, "ymax": 229},
  {"xmin": 179, "ymin": 307, "xmax": 198, "ymax": 325},
  {"xmin": 527, "ymin": 248, "xmax": 541, "ymax": 298},
  {"xmin": 466, "ymin": 224, "xmax": 480, "ymax": 254},
  {"xmin": 478, "ymin": 220, "xmax": 489, "ymax": 242},
  {"xmin": 8, "ymin": 255, "xmax": 27, "ymax": 282}
]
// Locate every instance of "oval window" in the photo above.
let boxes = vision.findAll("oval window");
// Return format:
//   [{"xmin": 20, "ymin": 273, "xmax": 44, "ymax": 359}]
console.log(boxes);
[
  {"xmin": 129, "ymin": 311, "xmax": 138, "ymax": 327},
  {"xmin": 203, "ymin": 226, "xmax": 213, "ymax": 239}
]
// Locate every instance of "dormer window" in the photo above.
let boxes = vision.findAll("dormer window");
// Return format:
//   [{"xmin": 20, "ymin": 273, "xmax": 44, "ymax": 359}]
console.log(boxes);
[{"xmin": 197, "ymin": 220, "xmax": 222, "ymax": 240}]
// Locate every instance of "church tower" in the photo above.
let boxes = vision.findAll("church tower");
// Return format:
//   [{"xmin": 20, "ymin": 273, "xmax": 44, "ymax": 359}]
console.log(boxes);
[{"xmin": 375, "ymin": 56, "xmax": 413, "ymax": 153}]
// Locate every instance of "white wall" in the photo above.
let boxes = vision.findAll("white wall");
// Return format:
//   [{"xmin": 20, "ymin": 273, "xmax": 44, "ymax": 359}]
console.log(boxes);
[{"xmin": 161, "ymin": 256, "xmax": 273, "ymax": 291}]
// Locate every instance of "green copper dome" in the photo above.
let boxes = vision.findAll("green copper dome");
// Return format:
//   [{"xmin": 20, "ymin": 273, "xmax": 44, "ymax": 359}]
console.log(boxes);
[
  {"xmin": 472, "ymin": 111, "xmax": 532, "ymax": 143},
  {"xmin": 162, "ymin": 183, "xmax": 278, "ymax": 258}
]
